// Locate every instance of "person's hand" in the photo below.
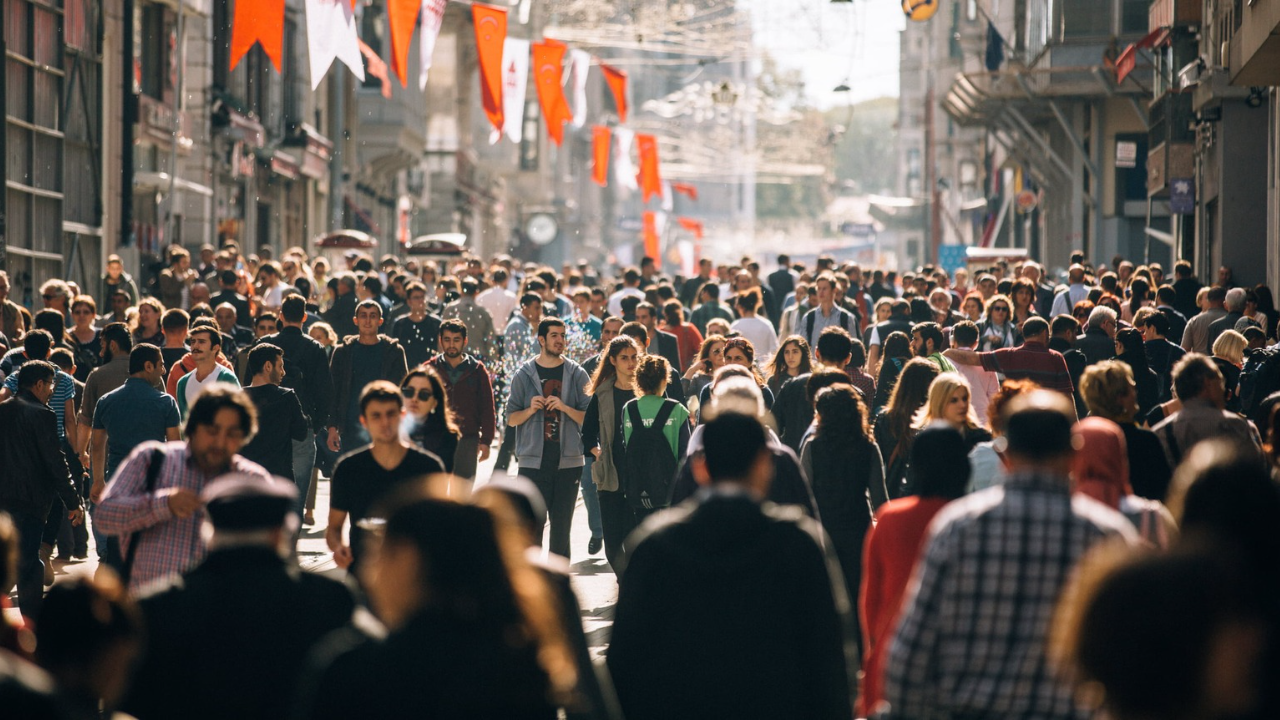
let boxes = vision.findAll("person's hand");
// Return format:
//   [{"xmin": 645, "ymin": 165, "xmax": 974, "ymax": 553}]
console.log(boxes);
[
  {"xmin": 78, "ymin": 450, "xmax": 90, "ymax": 467},
  {"xmin": 529, "ymin": 396, "xmax": 546, "ymax": 411},
  {"xmin": 591, "ymin": 447, "xmax": 602, "ymax": 460},
  {"xmin": 333, "ymin": 545, "xmax": 353, "ymax": 569},
  {"xmin": 90, "ymin": 479, "xmax": 106, "ymax": 505},
  {"xmin": 478, "ymin": 444, "xmax": 491, "ymax": 461},
  {"xmin": 166, "ymin": 489, "xmax": 201, "ymax": 518},
  {"xmin": 545, "ymin": 396, "xmax": 563, "ymax": 412},
  {"xmin": 68, "ymin": 508, "xmax": 84, "ymax": 526},
  {"xmin": 327, "ymin": 427, "xmax": 341, "ymax": 453}
]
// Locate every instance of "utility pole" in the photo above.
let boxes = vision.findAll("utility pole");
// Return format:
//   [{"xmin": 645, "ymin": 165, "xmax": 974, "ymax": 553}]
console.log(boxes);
[{"xmin": 923, "ymin": 21, "xmax": 940, "ymax": 267}]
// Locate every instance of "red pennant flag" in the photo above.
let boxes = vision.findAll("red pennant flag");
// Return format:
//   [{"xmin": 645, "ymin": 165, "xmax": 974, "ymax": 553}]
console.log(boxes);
[
  {"xmin": 601, "ymin": 64, "xmax": 628, "ymax": 123},
  {"xmin": 672, "ymin": 182, "xmax": 698, "ymax": 201},
  {"xmin": 591, "ymin": 126, "xmax": 611, "ymax": 187},
  {"xmin": 473, "ymin": 3, "xmax": 508, "ymax": 133},
  {"xmin": 677, "ymin": 217, "xmax": 704, "ymax": 240},
  {"xmin": 642, "ymin": 211, "xmax": 660, "ymax": 262},
  {"xmin": 636, "ymin": 134, "xmax": 662, "ymax": 204},
  {"xmin": 386, "ymin": 0, "xmax": 421, "ymax": 87},
  {"xmin": 359, "ymin": 41, "xmax": 392, "ymax": 99},
  {"xmin": 532, "ymin": 40, "xmax": 572, "ymax": 145},
  {"xmin": 230, "ymin": 0, "xmax": 285, "ymax": 72}
]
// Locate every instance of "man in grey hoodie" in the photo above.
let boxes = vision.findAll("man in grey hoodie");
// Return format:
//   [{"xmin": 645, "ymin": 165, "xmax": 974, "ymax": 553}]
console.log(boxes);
[{"xmin": 505, "ymin": 317, "xmax": 591, "ymax": 559}]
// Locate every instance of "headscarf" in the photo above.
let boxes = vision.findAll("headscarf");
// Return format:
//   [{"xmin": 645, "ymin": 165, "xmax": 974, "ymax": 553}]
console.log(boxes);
[{"xmin": 1072, "ymin": 416, "xmax": 1131, "ymax": 509}]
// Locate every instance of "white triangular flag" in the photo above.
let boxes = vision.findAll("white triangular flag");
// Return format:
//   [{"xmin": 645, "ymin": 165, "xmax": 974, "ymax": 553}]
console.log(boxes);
[
  {"xmin": 661, "ymin": 181, "xmax": 673, "ymax": 212},
  {"xmin": 568, "ymin": 50, "xmax": 591, "ymax": 129},
  {"xmin": 614, "ymin": 127, "xmax": 638, "ymax": 191},
  {"xmin": 305, "ymin": 0, "xmax": 365, "ymax": 90},
  {"xmin": 418, "ymin": 0, "xmax": 448, "ymax": 90},
  {"xmin": 491, "ymin": 38, "xmax": 529, "ymax": 145}
]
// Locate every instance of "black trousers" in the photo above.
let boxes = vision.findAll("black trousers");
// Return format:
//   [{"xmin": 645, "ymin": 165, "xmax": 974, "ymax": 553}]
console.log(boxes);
[
  {"xmin": 43, "ymin": 438, "xmax": 87, "ymax": 554},
  {"xmin": 529, "ymin": 465, "xmax": 580, "ymax": 559},
  {"xmin": 597, "ymin": 489, "xmax": 643, "ymax": 578},
  {"xmin": 493, "ymin": 426, "xmax": 516, "ymax": 470}
]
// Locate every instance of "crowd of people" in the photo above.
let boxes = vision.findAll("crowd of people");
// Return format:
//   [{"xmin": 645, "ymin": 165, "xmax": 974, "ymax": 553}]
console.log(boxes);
[{"xmin": 0, "ymin": 242, "xmax": 1278, "ymax": 719}]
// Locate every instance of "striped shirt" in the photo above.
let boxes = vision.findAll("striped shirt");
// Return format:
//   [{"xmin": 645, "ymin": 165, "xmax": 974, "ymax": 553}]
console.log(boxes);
[
  {"xmin": 95, "ymin": 441, "xmax": 273, "ymax": 591},
  {"xmin": 4, "ymin": 369, "xmax": 75, "ymax": 437},
  {"xmin": 976, "ymin": 341, "xmax": 1075, "ymax": 396},
  {"xmin": 884, "ymin": 472, "xmax": 1137, "ymax": 719}
]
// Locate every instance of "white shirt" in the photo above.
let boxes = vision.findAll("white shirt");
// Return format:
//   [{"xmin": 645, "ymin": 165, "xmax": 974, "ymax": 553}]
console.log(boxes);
[
  {"xmin": 730, "ymin": 316, "xmax": 778, "ymax": 368},
  {"xmin": 260, "ymin": 281, "xmax": 286, "ymax": 311},
  {"xmin": 607, "ymin": 287, "xmax": 646, "ymax": 317},
  {"xmin": 476, "ymin": 287, "xmax": 517, "ymax": 328},
  {"xmin": 184, "ymin": 366, "xmax": 231, "ymax": 411}
]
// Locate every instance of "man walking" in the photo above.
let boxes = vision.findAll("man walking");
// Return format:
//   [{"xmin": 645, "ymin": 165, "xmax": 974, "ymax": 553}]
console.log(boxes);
[
  {"xmin": 96, "ymin": 387, "xmax": 272, "ymax": 591},
  {"xmin": 175, "ymin": 326, "xmax": 240, "ymax": 418},
  {"xmin": 326, "ymin": 381, "xmax": 444, "ymax": 571},
  {"xmin": 1153, "ymin": 354, "xmax": 1261, "ymax": 466},
  {"xmin": 326, "ymin": 300, "xmax": 408, "ymax": 454},
  {"xmin": 800, "ymin": 273, "xmax": 859, "ymax": 351},
  {"xmin": 89, "ymin": 344, "xmax": 181, "ymax": 568},
  {"xmin": 1182, "ymin": 285, "xmax": 1227, "ymax": 354},
  {"xmin": 910, "ymin": 321, "xmax": 956, "ymax": 372},
  {"xmin": 120, "ymin": 477, "xmax": 355, "ymax": 720},
  {"xmin": 441, "ymin": 278, "xmax": 496, "ymax": 364},
  {"xmin": 884, "ymin": 391, "xmax": 1137, "ymax": 719},
  {"xmin": 239, "ymin": 344, "xmax": 308, "ymax": 482},
  {"xmin": 505, "ymin": 318, "xmax": 591, "ymax": 559},
  {"xmin": 945, "ymin": 317, "xmax": 1076, "ymax": 405},
  {"xmin": 428, "ymin": 319, "xmax": 496, "ymax": 480},
  {"xmin": 634, "ymin": 302, "xmax": 682, "ymax": 373},
  {"xmin": 0, "ymin": 361, "xmax": 84, "ymax": 620},
  {"xmin": 258, "ymin": 295, "xmax": 332, "ymax": 502},
  {"xmin": 608, "ymin": 412, "xmax": 855, "ymax": 720}
]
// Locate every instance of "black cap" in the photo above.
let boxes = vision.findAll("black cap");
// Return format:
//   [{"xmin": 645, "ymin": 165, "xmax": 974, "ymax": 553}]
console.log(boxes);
[{"xmin": 202, "ymin": 474, "xmax": 297, "ymax": 530}]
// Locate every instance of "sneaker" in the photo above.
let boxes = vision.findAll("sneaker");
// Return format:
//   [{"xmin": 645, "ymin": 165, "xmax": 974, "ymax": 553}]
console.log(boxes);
[{"xmin": 587, "ymin": 536, "xmax": 603, "ymax": 555}]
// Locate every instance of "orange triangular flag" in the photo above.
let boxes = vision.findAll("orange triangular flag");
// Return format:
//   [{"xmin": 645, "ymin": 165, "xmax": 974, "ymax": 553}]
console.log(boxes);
[
  {"xmin": 643, "ymin": 211, "xmax": 660, "ymax": 261},
  {"xmin": 230, "ymin": 0, "xmax": 285, "ymax": 73},
  {"xmin": 387, "ymin": 0, "xmax": 421, "ymax": 87},
  {"xmin": 636, "ymin": 134, "xmax": 662, "ymax": 203},
  {"xmin": 601, "ymin": 64, "xmax": 628, "ymax": 123},
  {"xmin": 591, "ymin": 126, "xmax": 611, "ymax": 187},
  {"xmin": 473, "ymin": 3, "xmax": 508, "ymax": 133},
  {"xmin": 532, "ymin": 40, "xmax": 572, "ymax": 146},
  {"xmin": 672, "ymin": 182, "xmax": 698, "ymax": 201},
  {"xmin": 677, "ymin": 217, "xmax": 704, "ymax": 240}
]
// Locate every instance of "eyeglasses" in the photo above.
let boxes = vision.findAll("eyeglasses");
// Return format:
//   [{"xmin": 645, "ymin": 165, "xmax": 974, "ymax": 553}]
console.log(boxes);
[
  {"xmin": 72, "ymin": 309, "xmax": 93, "ymax": 315},
  {"xmin": 401, "ymin": 387, "xmax": 434, "ymax": 402}
]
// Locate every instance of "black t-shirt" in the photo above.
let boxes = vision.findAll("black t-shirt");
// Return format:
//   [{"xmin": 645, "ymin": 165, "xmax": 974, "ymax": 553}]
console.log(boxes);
[
  {"xmin": 537, "ymin": 363, "xmax": 563, "ymax": 470},
  {"xmin": 392, "ymin": 314, "xmax": 441, "ymax": 368},
  {"xmin": 331, "ymin": 446, "xmax": 445, "ymax": 561}
]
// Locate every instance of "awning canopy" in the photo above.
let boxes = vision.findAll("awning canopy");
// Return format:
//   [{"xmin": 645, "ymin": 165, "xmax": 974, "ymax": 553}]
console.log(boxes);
[{"xmin": 133, "ymin": 171, "xmax": 214, "ymax": 197}]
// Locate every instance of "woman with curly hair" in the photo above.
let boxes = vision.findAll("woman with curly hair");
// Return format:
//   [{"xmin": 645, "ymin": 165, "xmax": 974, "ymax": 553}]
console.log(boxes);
[
  {"xmin": 682, "ymin": 334, "xmax": 726, "ymax": 403},
  {"xmin": 765, "ymin": 335, "xmax": 812, "ymax": 396}
]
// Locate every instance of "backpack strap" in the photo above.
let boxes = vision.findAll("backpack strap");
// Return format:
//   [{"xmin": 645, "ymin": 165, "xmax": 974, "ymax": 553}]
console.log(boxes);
[
  {"xmin": 626, "ymin": 401, "xmax": 645, "ymax": 440},
  {"xmin": 121, "ymin": 447, "xmax": 166, "ymax": 585},
  {"xmin": 652, "ymin": 399, "xmax": 678, "ymax": 431},
  {"xmin": 805, "ymin": 310, "xmax": 815, "ymax": 340}
]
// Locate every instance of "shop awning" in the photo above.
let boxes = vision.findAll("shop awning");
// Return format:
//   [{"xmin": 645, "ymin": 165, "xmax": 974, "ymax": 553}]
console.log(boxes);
[{"xmin": 133, "ymin": 171, "xmax": 213, "ymax": 197}]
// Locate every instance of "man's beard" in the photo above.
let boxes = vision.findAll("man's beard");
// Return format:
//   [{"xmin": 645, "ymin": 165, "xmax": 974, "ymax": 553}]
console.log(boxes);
[
  {"xmin": 916, "ymin": 345, "xmax": 930, "ymax": 358},
  {"xmin": 445, "ymin": 348, "xmax": 461, "ymax": 358}
]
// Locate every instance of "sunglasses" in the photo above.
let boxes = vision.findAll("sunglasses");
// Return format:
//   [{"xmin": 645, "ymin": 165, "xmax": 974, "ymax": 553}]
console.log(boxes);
[
  {"xmin": 42, "ymin": 294, "xmax": 58, "ymax": 301},
  {"xmin": 991, "ymin": 306, "xmax": 1009, "ymax": 312},
  {"xmin": 401, "ymin": 387, "xmax": 434, "ymax": 402}
]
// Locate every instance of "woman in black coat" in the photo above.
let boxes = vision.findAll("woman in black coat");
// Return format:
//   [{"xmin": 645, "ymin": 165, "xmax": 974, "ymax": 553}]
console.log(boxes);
[
  {"xmin": 1116, "ymin": 328, "xmax": 1161, "ymax": 418},
  {"xmin": 802, "ymin": 385, "xmax": 889, "ymax": 658}
]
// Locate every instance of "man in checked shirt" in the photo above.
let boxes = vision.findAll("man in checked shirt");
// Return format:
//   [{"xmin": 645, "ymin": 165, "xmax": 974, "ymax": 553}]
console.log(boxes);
[
  {"xmin": 881, "ymin": 390, "xmax": 1137, "ymax": 720},
  {"xmin": 96, "ymin": 386, "xmax": 275, "ymax": 592}
]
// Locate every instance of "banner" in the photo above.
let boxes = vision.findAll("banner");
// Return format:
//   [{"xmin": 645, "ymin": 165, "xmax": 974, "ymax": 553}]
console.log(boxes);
[
  {"xmin": 613, "ymin": 127, "xmax": 638, "ymax": 191},
  {"xmin": 591, "ymin": 126, "xmax": 611, "ymax": 186},
  {"xmin": 305, "ymin": 0, "xmax": 364, "ymax": 89},
  {"xmin": 677, "ymin": 217, "xmax": 704, "ymax": 239},
  {"xmin": 672, "ymin": 182, "xmax": 698, "ymax": 201},
  {"xmin": 532, "ymin": 40, "xmax": 572, "ymax": 145},
  {"xmin": 601, "ymin": 63, "xmax": 628, "ymax": 123},
  {"xmin": 418, "ymin": 0, "xmax": 449, "ymax": 90},
  {"xmin": 387, "ymin": 0, "xmax": 421, "ymax": 87},
  {"xmin": 642, "ymin": 211, "xmax": 660, "ymax": 262},
  {"xmin": 636, "ymin": 134, "xmax": 663, "ymax": 204},
  {"xmin": 230, "ymin": 0, "xmax": 285, "ymax": 72},
  {"xmin": 492, "ymin": 38, "xmax": 529, "ymax": 144},
  {"xmin": 568, "ymin": 50, "xmax": 592, "ymax": 129},
  {"xmin": 359, "ymin": 40, "xmax": 392, "ymax": 99},
  {"xmin": 473, "ymin": 3, "xmax": 508, "ymax": 133}
]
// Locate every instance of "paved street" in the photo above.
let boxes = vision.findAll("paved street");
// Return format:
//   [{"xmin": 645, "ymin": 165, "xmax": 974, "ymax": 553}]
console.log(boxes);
[{"xmin": 6, "ymin": 453, "xmax": 619, "ymax": 659}]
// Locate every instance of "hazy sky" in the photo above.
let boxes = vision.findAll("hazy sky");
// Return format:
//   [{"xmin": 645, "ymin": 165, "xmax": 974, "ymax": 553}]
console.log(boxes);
[{"xmin": 741, "ymin": 0, "xmax": 904, "ymax": 108}]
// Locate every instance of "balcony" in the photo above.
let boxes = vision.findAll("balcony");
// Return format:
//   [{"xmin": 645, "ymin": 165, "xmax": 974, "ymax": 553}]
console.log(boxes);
[{"xmin": 1229, "ymin": 0, "xmax": 1280, "ymax": 85}]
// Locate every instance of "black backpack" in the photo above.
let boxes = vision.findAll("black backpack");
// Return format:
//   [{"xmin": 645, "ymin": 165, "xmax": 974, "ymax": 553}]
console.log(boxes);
[
  {"xmin": 621, "ymin": 399, "xmax": 680, "ymax": 512},
  {"xmin": 1239, "ymin": 346, "xmax": 1280, "ymax": 419}
]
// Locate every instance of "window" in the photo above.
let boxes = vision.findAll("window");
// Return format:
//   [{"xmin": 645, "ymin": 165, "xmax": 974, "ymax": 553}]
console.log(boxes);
[
  {"xmin": 1121, "ymin": 0, "xmax": 1147, "ymax": 34},
  {"xmin": 360, "ymin": 4, "xmax": 386, "ymax": 92},
  {"xmin": 1062, "ymin": 0, "xmax": 1112, "ymax": 39},
  {"xmin": 967, "ymin": 0, "xmax": 977, "ymax": 21},
  {"xmin": 138, "ymin": 3, "xmax": 168, "ymax": 100}
]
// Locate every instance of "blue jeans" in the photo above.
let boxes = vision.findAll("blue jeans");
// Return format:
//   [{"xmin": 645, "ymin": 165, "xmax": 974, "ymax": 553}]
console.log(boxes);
[
  {"xmin": 12, "ymin": 510, "xmax": 48, "ymax": 621},
  {"xmin": 580, "ymin": 456, "xmax": 603, "ymax": 539},
  {"xmin": 292, "ymin": 431, "xmax": 316, "ymax": 514}
]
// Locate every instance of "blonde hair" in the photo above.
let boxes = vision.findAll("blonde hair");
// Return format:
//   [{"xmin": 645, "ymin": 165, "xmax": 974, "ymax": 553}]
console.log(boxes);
[
  {"xmin": 1212, "ymin": 330, "xmax": 1246, "ymax": 365},
  {"xmin": 915, "ymin": 372, "xmax": 982, "ymax": 430},
  {"xmin": 1079, "ymin": 360, "xmax": 1135, "ymax": 422}
]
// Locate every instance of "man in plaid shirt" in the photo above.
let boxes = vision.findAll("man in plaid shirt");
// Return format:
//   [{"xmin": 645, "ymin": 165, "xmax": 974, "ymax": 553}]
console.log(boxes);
[
  {"xmin": 882, "ymin": 391, "xmax": 1137, "ymax": 719},
  {"xmin": 96, "ymin": 386, "xmax": 274, "ymax": 591}
]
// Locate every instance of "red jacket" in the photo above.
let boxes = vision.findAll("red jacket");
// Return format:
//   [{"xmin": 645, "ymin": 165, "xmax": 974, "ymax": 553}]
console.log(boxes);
[
  {"xmin": 428, "ymin": 354, "xmax": 496, "ymax": 444},
  {"xmin": 858, "ymin": 495, "xmax": 952, "ymax": 718}
]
